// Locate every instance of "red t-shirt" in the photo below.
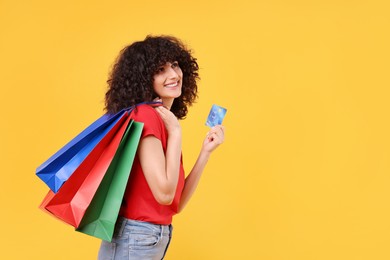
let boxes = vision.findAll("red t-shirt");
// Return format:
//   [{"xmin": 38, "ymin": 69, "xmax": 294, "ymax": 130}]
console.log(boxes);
[{"xmin": 119, "ymin": 104, "xmax": 185, "ymax": 225}]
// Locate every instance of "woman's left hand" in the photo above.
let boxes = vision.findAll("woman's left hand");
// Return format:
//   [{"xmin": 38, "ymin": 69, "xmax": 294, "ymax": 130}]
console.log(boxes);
[{"xmin": 202, "ymin": 125, "xmax": 225, "ymax": 154}]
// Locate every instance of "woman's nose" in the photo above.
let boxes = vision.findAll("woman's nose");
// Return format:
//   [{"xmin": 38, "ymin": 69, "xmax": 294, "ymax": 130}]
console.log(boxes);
[{"xmin": 166, "ymin": 67, "xmax": 179, "ymax": 79}]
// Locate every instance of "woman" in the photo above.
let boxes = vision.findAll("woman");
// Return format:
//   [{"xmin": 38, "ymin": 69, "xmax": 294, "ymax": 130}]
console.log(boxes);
[{"xmin": 99, "ymin": 35, "xmax": 225, "ymax": 259}]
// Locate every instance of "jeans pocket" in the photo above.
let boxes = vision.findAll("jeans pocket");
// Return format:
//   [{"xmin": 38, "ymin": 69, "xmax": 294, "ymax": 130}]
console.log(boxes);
[{"xmin": 129, "ymin": 231, "xmax": 160, "ymax": 249}]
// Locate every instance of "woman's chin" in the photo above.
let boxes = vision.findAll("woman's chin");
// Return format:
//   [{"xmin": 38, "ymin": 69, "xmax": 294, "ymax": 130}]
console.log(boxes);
[{"xmin": 160, "ymin": 91, "xmax": 182, "ymax": 99}]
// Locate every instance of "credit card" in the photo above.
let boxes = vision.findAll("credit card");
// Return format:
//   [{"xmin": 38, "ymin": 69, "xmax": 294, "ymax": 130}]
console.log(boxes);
[{"xmin": 206, "ymin": 104, "xmax": 227, "ymax": 127}]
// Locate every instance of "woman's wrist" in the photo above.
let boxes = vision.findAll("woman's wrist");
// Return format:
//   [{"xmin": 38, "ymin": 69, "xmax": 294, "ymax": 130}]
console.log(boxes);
[
  {"xmin": 168, "ymin": 127, "xmax": 182, "ymax": 137},
  {"xmin": 199, "ymin": 148, "xmax": 212, "ymax": 159}
]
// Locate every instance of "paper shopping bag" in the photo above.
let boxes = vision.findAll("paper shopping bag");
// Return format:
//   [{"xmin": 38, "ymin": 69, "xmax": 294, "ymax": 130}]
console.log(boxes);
[
  {"xmin": 36, "ymin": 102, "xmax": 162, "ymax": 192},
  {"xmin": 36, "ymin": 109, "xmax": 130, "ymax": 192},
  {"xmin": 39, "ymin": 190, "xmax": 55, "ymax": 217},
  {"xmin": 76, "ymin": 121, "xmax": 143, "ymax": 241},
  {"xmin": 43, "ymin": 114, "xmax": 132, "ymax": 227}
]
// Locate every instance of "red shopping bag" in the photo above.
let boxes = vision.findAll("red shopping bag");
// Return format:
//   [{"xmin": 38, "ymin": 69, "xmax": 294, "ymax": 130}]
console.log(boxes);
[
  {"xmin": 39, "ymin": 190, "xmax": 56, "ymax": 219},
  {"xmin": 41, "ymin": 113, "xmax": 132, "ymax": 227}
]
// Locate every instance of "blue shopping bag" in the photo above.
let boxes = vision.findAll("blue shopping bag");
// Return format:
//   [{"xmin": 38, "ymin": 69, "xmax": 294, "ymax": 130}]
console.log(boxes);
[{"xmin": 36, "ymin": 108, "xmax": 129, "ymax": 192}]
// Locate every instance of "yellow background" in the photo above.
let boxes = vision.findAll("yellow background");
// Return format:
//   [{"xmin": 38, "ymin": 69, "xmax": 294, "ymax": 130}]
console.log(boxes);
[{"xmin": 1, "ymin": 0, "xmax": 389, "ymax": 259}]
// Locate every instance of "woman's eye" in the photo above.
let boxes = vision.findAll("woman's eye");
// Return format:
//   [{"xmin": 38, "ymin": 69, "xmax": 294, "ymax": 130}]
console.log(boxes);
[
  {"xmin": 172, "ymin": 62, "xmax": 179, "ymax": 68},
  {"xmin": 157, "ymin": 67, "xmax": 164, "ymax": 72}
]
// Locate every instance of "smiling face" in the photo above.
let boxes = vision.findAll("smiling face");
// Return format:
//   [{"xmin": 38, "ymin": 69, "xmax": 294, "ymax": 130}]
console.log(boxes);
[{"xmin": 152, "ymin": 61, "xmax": 183, "ymax": 106}]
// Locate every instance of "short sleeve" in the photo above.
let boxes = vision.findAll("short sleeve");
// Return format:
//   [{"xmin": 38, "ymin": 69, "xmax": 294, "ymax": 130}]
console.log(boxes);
[{"xmin": 132, "ymin": 105, "xmax": 164, "ymax": 140}]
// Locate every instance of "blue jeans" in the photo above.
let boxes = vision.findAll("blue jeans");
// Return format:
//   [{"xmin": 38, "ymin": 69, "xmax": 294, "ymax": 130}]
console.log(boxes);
[{"xmin": 98, "ymin": 217, "xmax": 173, "ymax": 260}]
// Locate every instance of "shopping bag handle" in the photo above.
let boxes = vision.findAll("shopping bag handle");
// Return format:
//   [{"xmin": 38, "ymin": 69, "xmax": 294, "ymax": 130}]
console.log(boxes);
[
  {"xmin": 137, "ymin": 101, "xmax": 163, "ymax": 108},
  {"xmin": 120, "ymin": 101, "xmax": 162, "ymax": 116}
]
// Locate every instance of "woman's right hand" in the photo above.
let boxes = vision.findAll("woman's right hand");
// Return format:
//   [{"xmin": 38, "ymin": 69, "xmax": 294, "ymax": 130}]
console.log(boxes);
[{"xmin": 155, "ymin": 105, "xmax": 181, "ymax": 135}]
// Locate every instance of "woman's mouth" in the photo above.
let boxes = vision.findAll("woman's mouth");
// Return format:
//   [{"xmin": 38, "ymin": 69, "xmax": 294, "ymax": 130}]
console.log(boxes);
[{"xmin": 164, "ymin": 81, "xmax": 179, "ymax": 88}]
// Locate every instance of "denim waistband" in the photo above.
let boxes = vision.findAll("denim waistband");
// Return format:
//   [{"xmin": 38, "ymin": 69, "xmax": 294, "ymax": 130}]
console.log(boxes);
[{"xmin": 117, "ymin": 217, "xmax": 172, "ymax": 236}]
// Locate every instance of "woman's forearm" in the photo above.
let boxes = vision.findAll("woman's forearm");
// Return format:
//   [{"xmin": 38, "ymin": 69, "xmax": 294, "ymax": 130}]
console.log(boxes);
[{"xmin": 178, "ymin": 150, "xmax": 211, "ymax": 212}]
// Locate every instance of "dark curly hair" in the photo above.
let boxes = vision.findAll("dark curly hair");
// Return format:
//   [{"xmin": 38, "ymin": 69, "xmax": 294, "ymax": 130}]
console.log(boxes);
[{"xmin": 104, "ymin": 35, "xmax": 200, "ymax": 119}]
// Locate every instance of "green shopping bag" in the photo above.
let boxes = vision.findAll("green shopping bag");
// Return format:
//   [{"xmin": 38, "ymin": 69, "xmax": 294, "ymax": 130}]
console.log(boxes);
[{"xmin": 76, "ymin": 120, "xmax": 143, "ymax": 241}]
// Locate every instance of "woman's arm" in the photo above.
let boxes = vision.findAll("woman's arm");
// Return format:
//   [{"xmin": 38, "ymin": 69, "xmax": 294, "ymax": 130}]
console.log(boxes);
[
  {"xmin": 138, "ymin": 106, "xmax": 182, "ymax": 205},
  {"xmin": 178, "ymin": 125, "xmax": 225, "ymax": 212}
]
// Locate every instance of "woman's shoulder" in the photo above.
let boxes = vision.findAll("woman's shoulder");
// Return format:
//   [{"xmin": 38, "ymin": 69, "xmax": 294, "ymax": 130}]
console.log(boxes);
[
  {"xmin": 132, "ymin": 104, "xmax": 161, "ymax": 123},
  {"xmin": 132, "ymin": 104, "xmax": 166, "ymax": 139}
]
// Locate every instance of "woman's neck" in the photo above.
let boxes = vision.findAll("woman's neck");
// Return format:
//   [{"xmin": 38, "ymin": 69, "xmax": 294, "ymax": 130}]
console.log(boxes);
[{"xmin": 161, "ymin": 98, "xmax": 174, "ymax": 110}]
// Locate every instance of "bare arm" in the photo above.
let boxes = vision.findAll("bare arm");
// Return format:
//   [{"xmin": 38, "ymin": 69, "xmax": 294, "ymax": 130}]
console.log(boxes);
[
  {"xmin": 138, "ymin": 106, "xmax": 182, "ymax": 205},
  {"xmin": 178, "ymin": 125, "xmax": 225, "ymax": 212}
]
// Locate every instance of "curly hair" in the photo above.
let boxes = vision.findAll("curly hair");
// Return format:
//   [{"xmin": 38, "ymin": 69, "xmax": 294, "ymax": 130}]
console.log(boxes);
[{"xmin": 104, "ymin": 35, "xmax": 200, "ymax": 119}]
